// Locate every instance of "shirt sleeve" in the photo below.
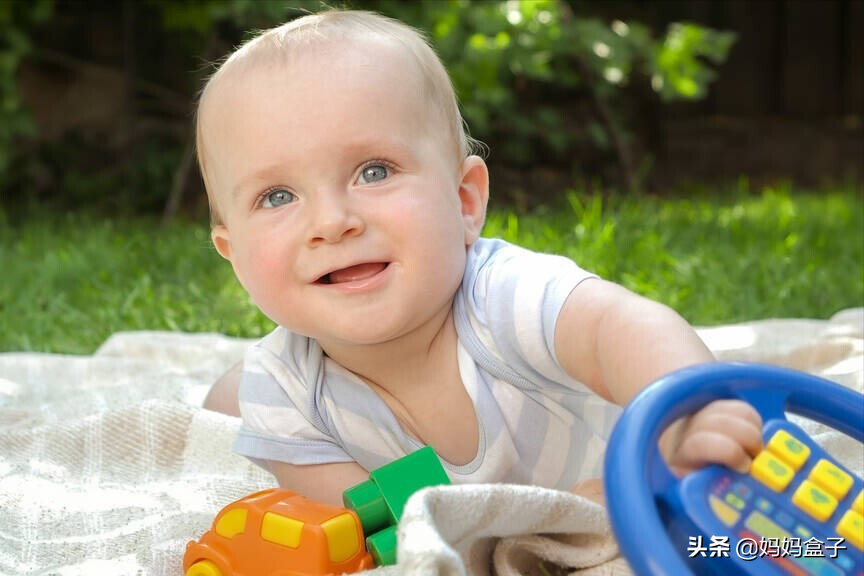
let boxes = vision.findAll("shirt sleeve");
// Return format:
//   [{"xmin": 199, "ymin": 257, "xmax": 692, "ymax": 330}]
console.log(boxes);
[
  {"xmin": 457, "ymin": 238, "xmax": 598, "ymax": 390},
  {"xmin": 233, "ymin": 328, "xmax": 353, "ymax": 466}
]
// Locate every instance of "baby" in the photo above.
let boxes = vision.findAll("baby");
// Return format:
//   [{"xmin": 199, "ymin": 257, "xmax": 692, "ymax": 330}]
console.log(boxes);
[{"xmin": 195, "ymin": 9, "xmax": 762, "ymax": 506}]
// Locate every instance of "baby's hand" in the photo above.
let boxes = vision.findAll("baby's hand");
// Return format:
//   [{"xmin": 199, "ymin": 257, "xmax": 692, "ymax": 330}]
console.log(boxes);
[{"xmin": 660, "ymin": 399, "xmax": 763, "ymax": 476}]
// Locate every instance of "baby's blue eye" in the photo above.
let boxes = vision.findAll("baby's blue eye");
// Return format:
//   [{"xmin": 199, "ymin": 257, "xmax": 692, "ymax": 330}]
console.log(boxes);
[
  {"xmin": 261, "ymin": 188, "xmax": 296, "ymax": 208},
  {"xmin": 358, "ymin": 164, "xmax": 389, "ymax": 184}
]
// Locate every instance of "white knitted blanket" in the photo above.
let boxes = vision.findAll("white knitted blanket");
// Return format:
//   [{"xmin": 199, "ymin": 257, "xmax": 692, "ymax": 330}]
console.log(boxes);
[{"xmin": 1, "ymin": 308, "xmax": 861, "ymax": 576}]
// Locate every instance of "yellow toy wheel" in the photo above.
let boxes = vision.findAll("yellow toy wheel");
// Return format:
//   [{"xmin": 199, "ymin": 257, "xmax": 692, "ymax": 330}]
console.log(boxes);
[{"xmin": 186, "ymin": 559, "xmax": 223, "ymax": 576}]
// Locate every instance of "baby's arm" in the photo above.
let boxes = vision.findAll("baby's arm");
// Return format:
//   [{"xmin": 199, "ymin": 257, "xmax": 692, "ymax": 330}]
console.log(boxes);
[
  {"xmin": 269, "ymin": 460, "xmax": 371, "ymax": 507},
  {"xmin": 205, "ymin": 362, "xmax": 369, "ymax": 504},
  {"xmin": 555, "ymin": 278, "xmax": 763, "ymax": 476},
  {"xmin": 203, "ymin": 360, "xmax": 243, "ymax": 417}
]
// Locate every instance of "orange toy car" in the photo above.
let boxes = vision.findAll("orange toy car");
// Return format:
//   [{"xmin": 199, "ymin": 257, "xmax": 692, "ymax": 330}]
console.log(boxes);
[{"xmin": 183, "ymin": 488, "xmax": 374, "ymax": 576}]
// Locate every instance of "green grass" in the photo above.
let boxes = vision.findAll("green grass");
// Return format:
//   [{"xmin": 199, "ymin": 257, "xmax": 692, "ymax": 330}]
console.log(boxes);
[
  {"xmin": 2, "ymin": 183, "xmax": 862, "ymax": 353},
  {"xmin": 484, "ymin": 184, "xmax": 864, "ymax": 327},
  {"xmin": 0, "ymin": 213, "xmax": 275, "ymax": 353}
]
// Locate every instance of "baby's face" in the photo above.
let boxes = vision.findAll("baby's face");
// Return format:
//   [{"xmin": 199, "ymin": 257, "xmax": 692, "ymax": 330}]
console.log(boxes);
[{"xmin": 200, "ymin": 39, "xmax": 483, "ymax": 348}]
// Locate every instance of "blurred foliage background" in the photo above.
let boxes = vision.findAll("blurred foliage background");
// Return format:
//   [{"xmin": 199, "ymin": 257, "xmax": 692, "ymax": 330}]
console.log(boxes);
[
  {"xmin": 2, "ymin": 0, "xmax": 861, "ymax": 220},
  {"xmin": 0, "ymin": 0, "xmax": 761, "ymax": 217}
]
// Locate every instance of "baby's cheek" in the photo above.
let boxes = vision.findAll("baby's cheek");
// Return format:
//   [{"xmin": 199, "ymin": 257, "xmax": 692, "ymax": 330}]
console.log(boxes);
[{"xmin": 240, "ymin": 255, "xmax": 294, "ymax": 309}]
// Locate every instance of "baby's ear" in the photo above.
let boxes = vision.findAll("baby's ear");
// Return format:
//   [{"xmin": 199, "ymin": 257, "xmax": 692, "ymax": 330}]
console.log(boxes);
[
  {"xmin": 211, "ymin": 225, "xmax": 252, "ymax": 295},
  {"xmin": 458, "ymin": 155, "xmax": 489, "ymax": 245},
  {"xmin": 211, "ymin": 225, "xmax": 233, "ymax": 261}
]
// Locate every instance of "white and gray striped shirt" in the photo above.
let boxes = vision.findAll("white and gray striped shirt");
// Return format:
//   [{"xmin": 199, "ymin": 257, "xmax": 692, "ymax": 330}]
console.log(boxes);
[{"xmin": 234, "ymin": 238, "xmax": 621, "ymax": 488}]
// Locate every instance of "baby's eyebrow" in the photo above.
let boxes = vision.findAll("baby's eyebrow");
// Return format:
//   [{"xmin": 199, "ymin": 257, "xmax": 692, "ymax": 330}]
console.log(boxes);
[
  {"xmin": 339, "ymin": 138, "xmax": 419, "ymax": 162},
  {"xmin": 232, "ymin": 165, "xmax": 289, "ymax": 198}
]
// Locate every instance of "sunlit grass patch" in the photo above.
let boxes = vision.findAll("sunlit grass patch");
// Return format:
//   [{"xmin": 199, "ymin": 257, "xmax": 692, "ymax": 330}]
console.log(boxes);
[{"xmin": 483, "ymin": 184, "xmax": 863, "ymax": 325}]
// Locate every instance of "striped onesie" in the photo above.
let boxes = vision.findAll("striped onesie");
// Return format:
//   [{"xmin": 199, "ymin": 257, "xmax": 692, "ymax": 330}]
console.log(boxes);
[{"xmin": 234, "ymin": 237, "xmax": 622, "ymax": 488}]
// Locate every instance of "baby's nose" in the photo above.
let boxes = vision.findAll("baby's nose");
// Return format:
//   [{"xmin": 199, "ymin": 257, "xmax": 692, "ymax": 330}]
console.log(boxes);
[{"xmin": 307, "ymin": 193, "xmax": 365, "ymax": 245}]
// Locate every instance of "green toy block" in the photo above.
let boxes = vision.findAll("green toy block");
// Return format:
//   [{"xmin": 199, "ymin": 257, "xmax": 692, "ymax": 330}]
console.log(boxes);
[
  {"xmin": 366, "ymin": 525, "xmax": 398, "ymax": 566},
  {"xmin": 343, "ymin": 446, "xmax": 450, "ymax": 563}
]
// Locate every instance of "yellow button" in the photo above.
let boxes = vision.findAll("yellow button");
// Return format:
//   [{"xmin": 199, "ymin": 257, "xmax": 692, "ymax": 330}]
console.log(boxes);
[
  {"xmin": 792, "ymin": 480, "xmax": 838, "ymax": 522},
  {"xmin": 836, "ymin": 509, "xmax": 864, "ymax": 550},
  {"xmin": 751, "ymin": 451, "xmax": 795, "ymax": 492},
  {"xmin": 852, "ymin": 489, "xmax": 864, "ymax": 515},
  {"xmin": 766, "ymin": 429, "xmax": 811, "ymax": 470},
  {"xmin": 809, "ymin": 459, "xmax": 853, "ymax": 500},
  {"xmin": 709, "ymin": 494, "xmax": 741, "ymax": 527}
]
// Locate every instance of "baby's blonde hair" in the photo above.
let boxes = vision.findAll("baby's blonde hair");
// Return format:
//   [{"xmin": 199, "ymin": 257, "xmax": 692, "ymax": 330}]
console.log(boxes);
[{"xmin": 195, "ymin": 9, "xmax": 481, "ymax": 226}]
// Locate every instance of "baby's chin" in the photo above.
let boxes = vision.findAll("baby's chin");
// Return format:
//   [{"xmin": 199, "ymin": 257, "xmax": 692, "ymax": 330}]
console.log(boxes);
[{"xmin": 308, "ymin": 314, "xmax": 441, "ymax": 351}]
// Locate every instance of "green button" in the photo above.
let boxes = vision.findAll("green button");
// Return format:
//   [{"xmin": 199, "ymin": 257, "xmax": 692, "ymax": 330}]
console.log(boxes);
[{"xmin": 725, "ymin": 493, "xmax": 746, "ymax": 511}]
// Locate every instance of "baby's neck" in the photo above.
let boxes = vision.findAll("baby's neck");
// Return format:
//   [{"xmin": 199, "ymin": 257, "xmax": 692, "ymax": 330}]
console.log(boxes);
[
  {"xmin": 320, "ymin": 304, "xmax": 459, "ymax": 396},
  {"xmin": 322, "ymin": 305, "xmax": 478, "ymax": 465}
]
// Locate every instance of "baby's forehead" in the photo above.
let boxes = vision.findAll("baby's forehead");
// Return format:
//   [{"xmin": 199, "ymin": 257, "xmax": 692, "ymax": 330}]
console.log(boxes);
[
  {"xmin": 229, "ymin": 32, "xmax": 418, "ymax": 84},
  {"xmin": 216, "ymin": 38, "xmax": 420, "ymax": 115},
  {"xmin": 207, "ymin": 34, "xmax": 439, "ymax": 122},
  {"xmin": 199, "ymin": 26, "xmax": 462, "ymax": 164}
]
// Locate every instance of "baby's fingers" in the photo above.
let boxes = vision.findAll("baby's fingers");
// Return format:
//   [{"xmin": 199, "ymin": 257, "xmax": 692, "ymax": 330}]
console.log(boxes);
[
  {"xmin": 672, "ymin": 429, "xmax": 758, "ymax": 475},
  {"xmin": 669, "ymin": 400, "xmax": 764, "ymax": 475},
  {"xmin": 692, "ymin": 400, "xmax": 763, "ymax": 455}
]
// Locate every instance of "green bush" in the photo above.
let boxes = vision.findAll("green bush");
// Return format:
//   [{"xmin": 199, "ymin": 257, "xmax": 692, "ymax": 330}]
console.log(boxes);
[{"xmin": 0, "ymin": 0, "xmax": 735, "ymax": 215}]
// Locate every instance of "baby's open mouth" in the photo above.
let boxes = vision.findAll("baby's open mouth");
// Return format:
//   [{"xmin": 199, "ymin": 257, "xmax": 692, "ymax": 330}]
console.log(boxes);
[{"xmin": 316, "ymin": 262, "xmax": 389, "ymax": 285}]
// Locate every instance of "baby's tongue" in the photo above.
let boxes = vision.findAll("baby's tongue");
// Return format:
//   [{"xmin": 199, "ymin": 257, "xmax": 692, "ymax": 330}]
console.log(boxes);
[{"xmin": 328, "ymin": 263, "xmax": 386, "ymax": 284}]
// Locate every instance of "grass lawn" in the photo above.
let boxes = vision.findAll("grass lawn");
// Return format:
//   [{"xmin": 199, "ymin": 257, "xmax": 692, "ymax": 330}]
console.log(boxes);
[{"xmin": 2, "ymin": 183, "xmax": 862, "ymax": 354}]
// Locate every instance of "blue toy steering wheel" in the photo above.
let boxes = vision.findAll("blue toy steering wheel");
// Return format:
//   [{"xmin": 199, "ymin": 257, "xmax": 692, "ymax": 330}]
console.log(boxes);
[{"xmin": 604, "ymin": 362, "xmax": 864, "ymax": 576}]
